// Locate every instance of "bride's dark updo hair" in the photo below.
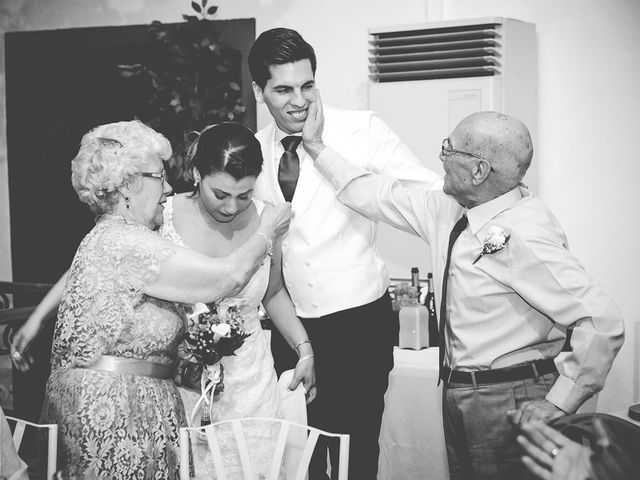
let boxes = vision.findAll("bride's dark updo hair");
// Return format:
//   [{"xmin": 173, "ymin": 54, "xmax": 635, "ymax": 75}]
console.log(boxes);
[{"xmin": 186, "ymin": 122, "xmax": 263, "ymax": 186}]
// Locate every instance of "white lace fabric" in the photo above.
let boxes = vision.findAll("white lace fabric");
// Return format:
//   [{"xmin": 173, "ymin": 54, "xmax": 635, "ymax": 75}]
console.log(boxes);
[
  {"xmin": 161, "ymin": 196, "xmax": 283, "ymax": 479},
  {"xmin": 42, "ymin": 215, "xmax": 187, "ymax": 479}
]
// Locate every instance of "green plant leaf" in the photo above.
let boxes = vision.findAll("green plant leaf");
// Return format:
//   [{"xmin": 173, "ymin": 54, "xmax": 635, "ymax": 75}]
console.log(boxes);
[
  {"xmin": 202, "ymin": 0, "xmax": 208, "ymax": 7},
  {"xmin": 117, "ymin": 17, "xmax": 246, "ymax": 186},
  {"xmin": 191, "ymin": 2, "xmax": 202, "ymax": 13},
  {"xmin": 207, "ymin": 6, "xmax": 218, "ymax": 15}
]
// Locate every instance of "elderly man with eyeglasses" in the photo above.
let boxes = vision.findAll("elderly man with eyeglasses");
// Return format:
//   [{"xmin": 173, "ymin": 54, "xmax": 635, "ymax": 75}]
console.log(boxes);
[{"xmin": 302, "ymin": 103, "xmax": 624, "ymax": 480}]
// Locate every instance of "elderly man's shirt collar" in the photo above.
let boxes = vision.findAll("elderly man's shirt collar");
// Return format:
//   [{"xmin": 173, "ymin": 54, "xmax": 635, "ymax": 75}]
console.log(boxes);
[{"xmin": 466, "ymin": 186, "xmax": 527, "ymax": 235}]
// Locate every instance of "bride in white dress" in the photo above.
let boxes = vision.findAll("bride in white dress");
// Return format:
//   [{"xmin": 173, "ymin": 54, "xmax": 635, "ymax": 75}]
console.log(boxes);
[{"xmin": 160, "ymin": 122, "xmax": 316, "ymax": 478}]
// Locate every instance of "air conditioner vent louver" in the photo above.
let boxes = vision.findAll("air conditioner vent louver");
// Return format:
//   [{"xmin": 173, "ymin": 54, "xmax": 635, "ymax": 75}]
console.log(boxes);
[{"xmin": 369, "ymin": 21, "xmax": 503, "ymax": 82}]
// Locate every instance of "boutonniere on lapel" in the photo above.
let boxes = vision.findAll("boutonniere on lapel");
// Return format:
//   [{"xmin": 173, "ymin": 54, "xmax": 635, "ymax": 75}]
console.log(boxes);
[{"xmin": 473, "ymin": 225, "xmax": 510, "ymax": 264}]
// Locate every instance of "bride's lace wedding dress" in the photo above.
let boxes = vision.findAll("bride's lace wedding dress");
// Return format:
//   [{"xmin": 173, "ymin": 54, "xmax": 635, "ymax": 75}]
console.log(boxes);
[{"xmin": 160, "ymin": 196, "xmax": 282, "ymax": 479}]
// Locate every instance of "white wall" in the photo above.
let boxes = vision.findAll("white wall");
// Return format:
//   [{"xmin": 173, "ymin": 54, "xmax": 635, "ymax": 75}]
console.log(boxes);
[
  {"xmin": 437, "ymin": 0, "xmax": 640, "ymax": 418},
  {"xmin": 1, "ymin": 0, "xmax": 638, "ymax": 412}
]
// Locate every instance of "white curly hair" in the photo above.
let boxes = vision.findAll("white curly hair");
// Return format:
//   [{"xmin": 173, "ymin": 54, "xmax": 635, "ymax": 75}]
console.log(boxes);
[{"xmin": 71, "ymin": 120, "xmax": 172, "ymax": 214}]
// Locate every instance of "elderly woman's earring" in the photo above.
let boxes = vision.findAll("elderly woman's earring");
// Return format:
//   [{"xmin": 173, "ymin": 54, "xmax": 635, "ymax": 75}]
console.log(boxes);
[{"xmin": 193, "ymin": 179, "xmax": 200, "ymax": 189}]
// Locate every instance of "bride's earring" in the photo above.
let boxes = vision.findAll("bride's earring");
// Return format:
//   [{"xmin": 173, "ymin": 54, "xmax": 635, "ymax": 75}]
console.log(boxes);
[
  {"xmin": 124, "ymin": 196, "xmax": 130, "ymax": 209},
  {"xmin": 193, "ymin": 179, "xmax": 200, "ymax": 189}
]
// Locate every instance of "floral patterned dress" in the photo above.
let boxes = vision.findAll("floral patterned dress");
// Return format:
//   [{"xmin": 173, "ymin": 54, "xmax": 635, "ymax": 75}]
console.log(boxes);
[{"xmin": 40, "ymin": 215, "xmax": 187, "ymax": 479}]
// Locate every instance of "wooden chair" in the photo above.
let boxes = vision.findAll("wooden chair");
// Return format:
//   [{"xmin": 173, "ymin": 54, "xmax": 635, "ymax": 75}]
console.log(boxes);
[
  {"xmin": 5, "ymin": 415, "xmax": 58, "ymax": 479},
  {"xmin": 179, "ymin": 417, "xmax": 350, "ymax": 480}
]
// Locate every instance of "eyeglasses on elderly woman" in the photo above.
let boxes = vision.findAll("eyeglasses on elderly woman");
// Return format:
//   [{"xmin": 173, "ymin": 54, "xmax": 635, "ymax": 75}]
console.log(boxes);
[{"xmin": 139, "ymin": 171, "xmax": 167, "ymax": 182}]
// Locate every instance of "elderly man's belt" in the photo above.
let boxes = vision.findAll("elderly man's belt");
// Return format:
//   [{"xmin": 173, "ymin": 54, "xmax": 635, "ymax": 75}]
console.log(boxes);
[{"xmin": 440, "ymin": 358, "xmax": 557, "ymax": 385}]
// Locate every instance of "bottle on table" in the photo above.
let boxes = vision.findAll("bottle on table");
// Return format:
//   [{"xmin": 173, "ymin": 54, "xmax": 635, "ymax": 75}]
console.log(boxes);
[
  {"xmin": 424, "ymin": 272, "xmax": 439, "ymax": 347},
  {"xmin": 398, "ymin": 267, "xmax": 429, "ymax": 350},
  {"xmin": 411, "ymin": 267, "xmax": 420, "ymax": 289}
]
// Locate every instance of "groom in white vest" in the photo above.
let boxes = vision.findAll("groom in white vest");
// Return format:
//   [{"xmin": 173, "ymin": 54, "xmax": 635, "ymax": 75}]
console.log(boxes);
[{"xmin": 249, "ymin": 28, "xmax": 440, "ymax": 479}]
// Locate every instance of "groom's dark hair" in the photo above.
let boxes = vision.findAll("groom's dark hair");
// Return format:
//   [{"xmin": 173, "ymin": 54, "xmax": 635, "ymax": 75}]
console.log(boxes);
[{"xmin": 248, "ymin": 28, "xmax": 317, "ymax": 89}]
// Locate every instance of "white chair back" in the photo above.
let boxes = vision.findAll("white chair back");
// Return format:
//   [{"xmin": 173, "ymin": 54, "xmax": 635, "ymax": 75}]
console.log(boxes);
[
  {"xmin": 5, "ymin": 415, "xmax": 58, "ymax": 479},
  {"xmin": 179, "ymin": 417, "xmax": 349, "ymax": 480}
]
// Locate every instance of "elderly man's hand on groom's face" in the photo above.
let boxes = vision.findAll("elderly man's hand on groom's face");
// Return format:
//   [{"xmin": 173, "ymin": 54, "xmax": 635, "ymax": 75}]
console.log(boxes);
[{"xmin": 302, "ymin": 89, "xmax": 326, "ymax": 160}]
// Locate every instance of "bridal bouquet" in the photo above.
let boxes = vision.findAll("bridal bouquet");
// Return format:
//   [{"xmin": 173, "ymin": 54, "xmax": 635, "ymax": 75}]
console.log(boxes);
[{"xmin": 179, "ymin": 300, "xmax": 251, "ymax": 424}]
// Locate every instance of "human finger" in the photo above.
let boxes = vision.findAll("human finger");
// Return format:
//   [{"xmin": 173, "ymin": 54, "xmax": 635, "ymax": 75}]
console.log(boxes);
[
  {"xmin": 517, "ymin": 433, "xmax": 554, "ymax": 469},
  {"xmin": 288, "ymin": 374, "xmax": 302, "ymax": 391},
  {"xmin": 507, "ymin": 408, "xmax": 523, "ymax": 426},
  {"xmin": 314, "ymin": 89, "xmax": 323, "ymax": 124},
  {"xmin": 305, "ymin": 385, "xmax": 317, "ymax": 404},
  {"xmin": 10, "ymin": 342, "xmax": 33, "ymax": 371},
  {"xmin": 522, "ymin": 455, "xmax": 552, "ymax": 480},
  {"xmin": 532, "ymin": 421, "xmax": 573, "ymax": 449},
  {"xmin": 520, "ymin": 421, "xmax": 563, "ymax": 459}
]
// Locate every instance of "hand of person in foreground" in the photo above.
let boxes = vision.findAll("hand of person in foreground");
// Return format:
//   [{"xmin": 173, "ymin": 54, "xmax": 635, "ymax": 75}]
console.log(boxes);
[{"xmin": 516, "ymin": 419, "xmax": 593, "ymax": 480}]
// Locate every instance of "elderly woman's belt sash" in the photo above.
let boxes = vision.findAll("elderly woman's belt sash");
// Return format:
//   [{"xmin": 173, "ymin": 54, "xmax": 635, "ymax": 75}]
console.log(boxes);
[{"xmin": 85, "ymin": 355, "xmax": 175, "ymax": 379}]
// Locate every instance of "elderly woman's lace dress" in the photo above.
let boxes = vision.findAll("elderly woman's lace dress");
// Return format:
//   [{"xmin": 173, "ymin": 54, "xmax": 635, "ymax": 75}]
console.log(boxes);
[
  {"xmin": 40, "ymin": 215, "xmax": 188, "ymax": 479},
  {"xmin": 160, "ymin": 196, "xmax": 281, "ymax": 479}
]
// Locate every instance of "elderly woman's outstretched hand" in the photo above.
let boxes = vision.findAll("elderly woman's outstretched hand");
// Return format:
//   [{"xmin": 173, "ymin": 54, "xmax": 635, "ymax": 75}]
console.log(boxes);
[
  {"xmin": 259, "ymin": 203, "xmax": 293, "ymax": 240},
  {"xmin": 10, "ymin": 320, "xmax": 38, "ymax": 371}
]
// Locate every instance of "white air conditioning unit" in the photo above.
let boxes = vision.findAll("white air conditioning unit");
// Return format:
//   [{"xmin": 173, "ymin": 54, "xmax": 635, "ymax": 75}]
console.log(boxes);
[{"xmin": 368, "ymin": 17, "xmax": 537, "ymax": 278}]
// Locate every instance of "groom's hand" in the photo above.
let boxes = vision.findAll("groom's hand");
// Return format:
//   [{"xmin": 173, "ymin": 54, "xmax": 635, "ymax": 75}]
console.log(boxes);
[{"xmin": 302, "ymin": 89, "xmax": 325, "ymax": 160}]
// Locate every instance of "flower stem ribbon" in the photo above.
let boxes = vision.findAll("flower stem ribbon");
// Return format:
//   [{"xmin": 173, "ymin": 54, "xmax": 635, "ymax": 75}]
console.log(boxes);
[{"xmin": 189, "ymin": 363, "xmax": 223, "ymax": 427}]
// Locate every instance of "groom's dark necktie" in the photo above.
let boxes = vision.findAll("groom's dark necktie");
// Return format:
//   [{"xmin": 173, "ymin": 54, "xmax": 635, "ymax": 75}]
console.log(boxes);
[
  {"xmin": 438, "ymin": 214, "xmax": 468, "ymax": 385},
  {"xmin": 278, "ymin": 136, "xmax": 302, "ymax": 202}
]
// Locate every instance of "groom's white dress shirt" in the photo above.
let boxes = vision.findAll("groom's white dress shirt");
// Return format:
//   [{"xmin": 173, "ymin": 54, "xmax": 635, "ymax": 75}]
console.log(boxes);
[{"xmin": 254, "ymin": 105, "xmax": 440, "ymax": 317}]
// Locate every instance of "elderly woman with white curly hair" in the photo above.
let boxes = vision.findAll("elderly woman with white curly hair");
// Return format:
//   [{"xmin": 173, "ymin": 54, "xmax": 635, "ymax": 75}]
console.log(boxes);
[{"xmin": 36, "ymin": 120, "xmax": 291, "ymax": 478}]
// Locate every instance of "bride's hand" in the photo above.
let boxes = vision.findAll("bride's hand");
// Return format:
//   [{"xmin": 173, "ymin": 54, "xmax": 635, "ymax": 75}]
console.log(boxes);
[
  {"xmin": 289, "ymin": 357, "xmax": 317, "ymax": 404},
  {"xmin": 259, "ymin": 203, "xmax": 292, "ymax": 239}
]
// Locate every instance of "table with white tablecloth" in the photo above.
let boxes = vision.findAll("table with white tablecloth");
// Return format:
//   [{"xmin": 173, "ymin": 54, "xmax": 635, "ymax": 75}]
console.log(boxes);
[{"xmin": 378, "ymin": 347, "xmax": 449, "ymax": 480}]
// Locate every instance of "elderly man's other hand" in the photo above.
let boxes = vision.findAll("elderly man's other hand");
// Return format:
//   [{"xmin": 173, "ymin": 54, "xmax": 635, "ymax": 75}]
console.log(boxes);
[
  {"xmin": 302, "ymin": 90, "xmax": 325, "ymax": 159},
  {"xmin": 507, "ymin": 399, "xmax": 566, "ymax": 426}
]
